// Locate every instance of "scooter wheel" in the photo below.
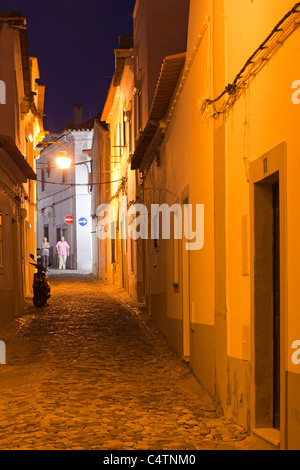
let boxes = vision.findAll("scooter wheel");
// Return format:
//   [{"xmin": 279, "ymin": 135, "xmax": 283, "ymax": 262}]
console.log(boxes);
[{"xmin": 33, "ymin": 295, "xmax": 47, "ymax": 308}]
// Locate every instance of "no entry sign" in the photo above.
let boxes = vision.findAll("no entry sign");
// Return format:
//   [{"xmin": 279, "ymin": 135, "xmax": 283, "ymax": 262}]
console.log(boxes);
[{"xmin": 65, "ymin": 215, "xmax": 74, "ymax": 225}]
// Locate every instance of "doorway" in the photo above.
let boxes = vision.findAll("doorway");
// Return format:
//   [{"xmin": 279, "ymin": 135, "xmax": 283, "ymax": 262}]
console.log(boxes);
[
  {"xmin": 250, "ymin": 142, "xmax": 287, "ymax": 447},
  {"xmin": 273, "ymin": 181, "xmax": 280, "ymax": 430},
  {"xmin": 253, "ymin": 172, "xmax": 280, "ymax": 430},
  {"xmin": 12, "ymin": 218, "xmax": 20, "ymax": 315},
  {"xmin": 44, "ymin": 225, "xmax": 49, "ymax": 241},
  {"xmin": 182, "ymin": 197, "xmax": 190, "ymax": 360}
]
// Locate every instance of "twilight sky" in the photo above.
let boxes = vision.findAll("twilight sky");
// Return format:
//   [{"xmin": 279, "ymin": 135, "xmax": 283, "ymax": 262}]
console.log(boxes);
[{"xmin": 2, "ymin": 0, "xmax": 136, "ymax": 132}]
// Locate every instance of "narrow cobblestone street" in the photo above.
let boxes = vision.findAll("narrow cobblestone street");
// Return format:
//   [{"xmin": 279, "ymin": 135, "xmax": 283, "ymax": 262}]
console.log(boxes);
[{"xmin": 0, "ymin": 274, "xmax": 263, "ymax": 450}]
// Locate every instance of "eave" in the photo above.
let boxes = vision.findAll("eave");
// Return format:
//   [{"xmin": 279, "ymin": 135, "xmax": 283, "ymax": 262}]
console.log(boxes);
[
  {"xmin": 0, "ymin": 135, "xmax": 37, "ymax": 181},
  {"xmin": 131, "ymin": 53, "xmax": 186, "ymax": 171},
  {"xmin": 101, "ymin": 77, "xmax": 117, "ymax": 122}
]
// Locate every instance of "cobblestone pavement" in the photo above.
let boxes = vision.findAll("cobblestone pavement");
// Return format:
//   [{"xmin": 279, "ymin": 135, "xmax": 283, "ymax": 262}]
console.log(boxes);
[{"xmin": 0, "ymin": 274, "xmax": 265, "ymax": 450}]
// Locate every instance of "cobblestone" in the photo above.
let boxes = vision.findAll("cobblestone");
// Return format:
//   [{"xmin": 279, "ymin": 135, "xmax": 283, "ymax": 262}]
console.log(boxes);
[{"xmin": 0, "ymin": 273, "xmax": 262, "ymax": 450}]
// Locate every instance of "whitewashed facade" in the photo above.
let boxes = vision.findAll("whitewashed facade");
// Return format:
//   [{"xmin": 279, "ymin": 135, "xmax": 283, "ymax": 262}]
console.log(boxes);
[{"xmin": 36, "ymin": 128, "xmax": 93, "ymax": 272}]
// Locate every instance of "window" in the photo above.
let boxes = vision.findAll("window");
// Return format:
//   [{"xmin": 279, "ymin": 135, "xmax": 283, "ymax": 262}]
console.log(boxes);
[
  {"xmin": 111, "ymin": 222, "xmax": 116, "ymax": 264},
  {"xmin": 130, "ymin": 237, "xmax": 134, "ymax": 273},
  {"xmin": 111, "ymin": 238, "xmax": 116, "ymax": 264},
  {"xmin": 152, "ymin": 211, "xmax": 161, "ymax": 251},
  {"xmin": 171, "ymin": 212, "xmax": 180, "ymax": 287},
  {"xmin": 123, "ymin": 111, "xmax": 126, "ymax": 147},
  {"xmin": 41, "ymin": 169, "xmax": 46, "ymax": 192},
  {"xmin": 118, "ymin": 123, "xmax": 122, "ymax": 157},
  {"xmin": 134, "ymin": 68, "xmax": 142, "ymax": 135},
  {"xmin": 0, "ymin": 215, "xmax": 3, "ymax": 266},
  {"xmin": 173, "ymin": 238, "xmax": 180, "ymax": 286},
  {"xmin": 137, "ymin": 90, "xmax": 142, "ymax": 132},
  {"xmin": 129, "ymin": 119, "xmax": 133, "ymax": 155}
]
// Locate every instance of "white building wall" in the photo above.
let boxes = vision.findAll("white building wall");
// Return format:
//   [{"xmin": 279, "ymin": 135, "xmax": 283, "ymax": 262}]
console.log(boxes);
[{"xmin": 73, "ymin": 131, "xmax": 93, "ymax": 271}]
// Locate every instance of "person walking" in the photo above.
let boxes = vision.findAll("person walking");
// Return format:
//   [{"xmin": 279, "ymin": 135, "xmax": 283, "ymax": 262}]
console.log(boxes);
[
  {"xmin": 56, "ymin": 236, "xmax": 70, "ymax": 270},
  {"xmin": 41, "ymin": 237, "xmax": 50, "ymax": 267}
]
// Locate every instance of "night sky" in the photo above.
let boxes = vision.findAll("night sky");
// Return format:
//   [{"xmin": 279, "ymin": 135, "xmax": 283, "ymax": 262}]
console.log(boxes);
[{"xmin": 2, "ymin": 0, "xmax": 136, "ymax": 132}]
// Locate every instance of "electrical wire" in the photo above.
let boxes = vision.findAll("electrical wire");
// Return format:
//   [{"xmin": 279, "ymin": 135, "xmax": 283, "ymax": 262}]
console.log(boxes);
[
  {"xmin": 203, "ymin": 2, "xmax": 300, "ymax": 117},
  {"xmin": 36, "ymin": 160, "xmax": 94, "ymax": 169},
  {"xmin": 143, "ymin": 186, "xmax": 179, "ymax": 201},
  {"xmin": 36, "ymin": 179, "xmax": 123, "ymax": 187},
  {"xmin": 233, "ymin": 1, "xmax": 300, "ymax": 88},
  {"xmin": 37, "ymin": 185, "xmax": 73, "ymax": 201}
]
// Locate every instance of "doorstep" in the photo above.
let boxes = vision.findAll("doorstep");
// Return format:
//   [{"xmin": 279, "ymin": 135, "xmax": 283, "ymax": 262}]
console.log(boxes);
[{"xmin": 253, "ymin": 428, "xmax": 280, "ymax": 448}]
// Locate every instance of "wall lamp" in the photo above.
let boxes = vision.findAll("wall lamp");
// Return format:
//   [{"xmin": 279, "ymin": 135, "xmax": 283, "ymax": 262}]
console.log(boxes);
[{"xmin": 37, "ymin": 141, "xmax": 72, "ymax": 170}]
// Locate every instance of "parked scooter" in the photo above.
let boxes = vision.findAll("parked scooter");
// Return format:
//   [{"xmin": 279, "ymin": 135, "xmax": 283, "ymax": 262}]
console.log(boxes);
[{"xmin": 29, "ymin": 254, "xmax": 51, "ymax": 307}]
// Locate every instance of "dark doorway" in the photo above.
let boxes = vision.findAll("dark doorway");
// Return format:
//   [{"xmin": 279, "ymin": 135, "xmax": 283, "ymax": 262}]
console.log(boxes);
[
  {"xmin": 254, "ymin": 172, "xmax": 280, "ymax": 430},
  {"xmin": 273, "ymin": 182, "xmax": 280, "ymax": 430},
  {"xmin": 44, "ymin": 225, "xmax": 49, "ymax": 240},
  {"xmin": 182, "ymin": 196, "xmax": 190, "ymax": 360},
  {"xmin": 12, "ymin": 218, "xmax": 20, "ymax": 315}
]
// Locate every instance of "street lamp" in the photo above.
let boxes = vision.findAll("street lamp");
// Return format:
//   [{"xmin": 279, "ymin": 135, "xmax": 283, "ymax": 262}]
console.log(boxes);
[
  {"xmin": 56, "ymin": 150, "xmax": 71, "ymax": 170},
  {"xmin": 37, "ymin": 141, "xmax": 93, "ymax": 179},
  {"xmin": 36, "ymin": 141, "xmax": 72, "ymax": 169}
]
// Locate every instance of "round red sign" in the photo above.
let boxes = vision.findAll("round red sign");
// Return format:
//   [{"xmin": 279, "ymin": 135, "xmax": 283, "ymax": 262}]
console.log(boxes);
[{"xmin": 65, "ymin": 215, "xmax": 74, "ymax": 225}]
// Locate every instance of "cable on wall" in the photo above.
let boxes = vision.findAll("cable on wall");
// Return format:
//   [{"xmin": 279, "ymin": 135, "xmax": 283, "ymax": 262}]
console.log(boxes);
[{"xmin": 201, "ymin": 2, "xmax": 300, "ymax": 119}]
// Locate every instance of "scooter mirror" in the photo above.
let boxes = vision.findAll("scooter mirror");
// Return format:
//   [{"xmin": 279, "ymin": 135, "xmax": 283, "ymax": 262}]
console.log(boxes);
[{"xmin": 30, "ymin": 254, "xmax": 35, "ymax": 260}]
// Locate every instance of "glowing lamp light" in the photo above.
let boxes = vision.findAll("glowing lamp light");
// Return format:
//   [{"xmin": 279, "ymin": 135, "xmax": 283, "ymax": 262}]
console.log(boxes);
[{"xmin": 56, "ymin": 150, "xmax": 71, "ymax": 170}]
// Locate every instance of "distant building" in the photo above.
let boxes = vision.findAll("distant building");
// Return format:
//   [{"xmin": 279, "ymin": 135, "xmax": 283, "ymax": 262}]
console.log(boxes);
[{"xmin": 36, "ymin": 107, "xmax": 94, "ymax": 271}]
